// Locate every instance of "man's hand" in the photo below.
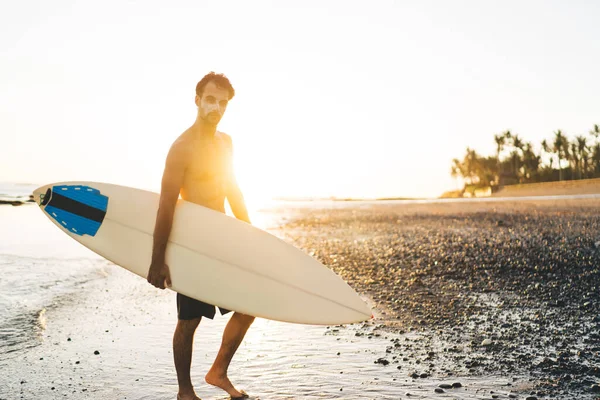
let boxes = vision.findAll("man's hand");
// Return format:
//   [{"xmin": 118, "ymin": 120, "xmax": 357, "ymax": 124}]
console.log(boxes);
[{"xmin": 147, "ymin": 261, "xmax": 172, "ymax": 289}]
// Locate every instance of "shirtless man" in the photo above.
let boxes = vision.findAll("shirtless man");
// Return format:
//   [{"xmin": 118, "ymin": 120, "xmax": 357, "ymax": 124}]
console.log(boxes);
[{"xmin": 147, "ymin": 72, "xmax": 254, "ymax": 400}]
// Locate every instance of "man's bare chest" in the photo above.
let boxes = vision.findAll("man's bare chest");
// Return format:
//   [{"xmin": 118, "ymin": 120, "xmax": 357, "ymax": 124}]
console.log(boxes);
[{"xmin": 185, "ymin": 139, "xmax": 228, "ymax": 181}]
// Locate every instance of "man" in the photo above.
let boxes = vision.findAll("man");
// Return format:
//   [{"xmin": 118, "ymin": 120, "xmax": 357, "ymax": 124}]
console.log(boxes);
[{"xmin": 147, "ymin": 72, "xmax": 254, "ymax": 400}]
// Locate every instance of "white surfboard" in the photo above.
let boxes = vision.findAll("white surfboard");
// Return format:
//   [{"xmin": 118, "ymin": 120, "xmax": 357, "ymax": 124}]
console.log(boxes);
[{"xmin": 32, "ymin": 182, "xmax": 372, "ymax": 325}]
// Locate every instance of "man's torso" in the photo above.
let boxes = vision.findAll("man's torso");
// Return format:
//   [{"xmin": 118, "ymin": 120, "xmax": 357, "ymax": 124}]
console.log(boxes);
[{"xmin": 178, "ymin": 130, "xmax": 231, "ymax": 212}]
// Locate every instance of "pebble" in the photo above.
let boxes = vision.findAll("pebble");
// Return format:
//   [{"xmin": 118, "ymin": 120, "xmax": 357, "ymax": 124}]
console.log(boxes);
[
  {"xmin": 434, "ymin": 388, "xmax": 445, "ymax": 393},
  {"xmin": 452, "ymin": 382, "xmax": 462, "ymax": 388},
  {"xmin": 481, "ymin": 339, "xmax": 493, "ymax": 346},
  {"xmin": 438, "ymin": 383, "xmax": 452, "ymax": 389},
  {"xmin": 93, "ymin": 350, "xmax": 100, "ymax": 355}
]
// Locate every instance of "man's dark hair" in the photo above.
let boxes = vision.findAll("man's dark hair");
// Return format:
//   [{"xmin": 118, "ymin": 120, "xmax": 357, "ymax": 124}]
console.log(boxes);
[{"xmin": 195, "ymin": 72, "xmax": 235, "ymax": 100}]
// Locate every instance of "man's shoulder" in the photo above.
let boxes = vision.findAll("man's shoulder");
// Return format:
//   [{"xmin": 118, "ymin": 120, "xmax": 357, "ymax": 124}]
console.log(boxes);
[
  {"xmin": 168, "ymin": 131, "xmax": 194, "ymax": 158},
  {"xmin": 217, "ymin": 131, "xmax": 232, "ymax": 143},
  {"xmin": 216, "ymin": 131, "xmax": 233, "ymax": 151}
]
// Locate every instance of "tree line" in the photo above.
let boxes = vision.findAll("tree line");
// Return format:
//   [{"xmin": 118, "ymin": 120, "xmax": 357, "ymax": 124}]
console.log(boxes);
[{"xmin": 451, "ymin": 124, "xmax": 600, "ymax": 188}]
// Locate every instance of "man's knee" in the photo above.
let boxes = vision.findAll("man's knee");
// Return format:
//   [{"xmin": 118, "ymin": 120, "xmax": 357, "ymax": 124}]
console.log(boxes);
[
  {"xmin": 234, "ymin": 312, "xmax": 255, "ymax": 325},
  {"xmin": 176, "ymin": 317, "xmax": 201, "ymax": 334}
]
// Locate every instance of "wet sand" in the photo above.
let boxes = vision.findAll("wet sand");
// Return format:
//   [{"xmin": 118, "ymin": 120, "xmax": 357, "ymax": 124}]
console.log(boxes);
[
  {"xmin": 0, "ymin": 260, "xmax": 530, "ymax": 400},
  {"xmin": 272, "ymin": 198, "xmax": 600, "ymax": 399},
  {"xmin": 1, "ymin": 199, "xmax": 599, "ymax": 399}
]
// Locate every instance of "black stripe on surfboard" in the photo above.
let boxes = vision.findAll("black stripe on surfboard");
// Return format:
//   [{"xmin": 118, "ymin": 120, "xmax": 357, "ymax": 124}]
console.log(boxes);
[{"xmin": 46, "ymin": 192, "xmax": 107, "ymax": 223}]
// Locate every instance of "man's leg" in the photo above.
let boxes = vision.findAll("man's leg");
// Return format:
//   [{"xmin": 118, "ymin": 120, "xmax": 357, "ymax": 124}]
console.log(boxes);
[
  {"xmin": 205, "ymin": 312, "xmax": 255, "ymax": 397},
  {"xmin": 174, "ymin": 318, "xmax": 202, "ymax": 400}
]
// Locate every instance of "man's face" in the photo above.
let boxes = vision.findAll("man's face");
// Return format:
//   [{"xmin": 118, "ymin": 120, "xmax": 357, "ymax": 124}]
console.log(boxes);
[{"xmin": 196, "ymin": 81, "xmax": 230, "ymax": 126}]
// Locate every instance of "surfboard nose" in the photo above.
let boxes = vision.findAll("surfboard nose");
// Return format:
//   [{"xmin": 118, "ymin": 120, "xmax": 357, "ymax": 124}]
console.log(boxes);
[{"xmin": 33, "ymin": 184, "xmax": 53, "ymax": 206}]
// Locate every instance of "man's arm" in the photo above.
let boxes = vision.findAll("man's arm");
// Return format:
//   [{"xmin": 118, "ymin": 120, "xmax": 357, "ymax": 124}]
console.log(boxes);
[
  {"xmin": 147, "ymin": 142, "xmax": 187, "ymax": 289},
  {"xmin": 224, "ymin": 135, "xmax": 251, "ymax": 224}
]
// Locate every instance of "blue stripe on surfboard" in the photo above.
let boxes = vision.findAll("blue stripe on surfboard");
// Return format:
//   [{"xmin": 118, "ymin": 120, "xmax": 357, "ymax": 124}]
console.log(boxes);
[
  {"xmin": 44, "ymin": 205, "xmax": 102, "ymax": 236},
  {"xmin": 53, "ymin": 185, "xmax": 108, "ymax": 212}
]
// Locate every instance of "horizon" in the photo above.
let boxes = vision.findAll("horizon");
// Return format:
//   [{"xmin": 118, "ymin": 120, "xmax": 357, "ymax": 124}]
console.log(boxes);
[{"xmin": 2, "ymin": 1, "xmax": 599, "ymax": 208}]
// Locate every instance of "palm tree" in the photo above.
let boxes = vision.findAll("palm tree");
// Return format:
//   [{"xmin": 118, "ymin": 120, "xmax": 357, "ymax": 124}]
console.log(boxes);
[
  {"xmin": 494, "ymin": 133, "xmax": 506, "ymax": 184},
  {"xmin": 465, "ymin": 147, "xmax": 480, "ymax": 184},
  {"xmin": 522, "ymin": 142, "xmax": 540, "ymax": 181},
  {"xmin": 553, "ymin": 130, "xmax": 567, "ymax": 181},
  {"xmin": 563, "ymin": 139, "xmax": 573, "ymax": 180},
  {"xmin": 541, "ymin": 139, "xmax": 553, "ymax": 170},
  {"xmin": 511, "ymin": 134, "xmax": 525, "ymax": 181},
  {"xmin": 576, "ymin": 135, "xmax": 588, "ymax": 179},
  {"xmin": 590, "ymin": 124, "xmax": 600, "ymax": 146},
  {"xmin": 592, "ymin": 143, "xmax": 600, "ymax": 176},
  {"xmin": 451, "ymin": 158, "xmax": 463, "ymax": 179},
  {"xmin": 570, "ymin": 141, "xmax": 579, "ymax": 179}
]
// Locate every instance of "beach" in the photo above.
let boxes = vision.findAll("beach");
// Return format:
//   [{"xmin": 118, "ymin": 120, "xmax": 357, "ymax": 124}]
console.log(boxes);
[{"xmin": 1, "ymin": 197, "xmax": 599, "ymax": 399}]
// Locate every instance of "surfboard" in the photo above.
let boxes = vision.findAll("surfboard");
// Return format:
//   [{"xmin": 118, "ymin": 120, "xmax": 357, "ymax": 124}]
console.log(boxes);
[{"xmin": 32, "ymin": 182, "xmax": 372, "ymax": 325}]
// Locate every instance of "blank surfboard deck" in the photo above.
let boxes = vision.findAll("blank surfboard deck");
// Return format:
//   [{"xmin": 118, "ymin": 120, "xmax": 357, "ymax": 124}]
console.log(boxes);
[{"xmin": 33, "ymin": 182, "xmax": 372, "ymax": 325}]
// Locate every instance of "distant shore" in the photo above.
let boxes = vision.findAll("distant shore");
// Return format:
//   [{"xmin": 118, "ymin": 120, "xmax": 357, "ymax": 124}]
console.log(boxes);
[
  {"xmin": 443, "ymin": 177, "xmax": 600, "ymax": 199},
  {"xmin": 0, "ymin": 196, "xmax": 35, "ymax": 206}
]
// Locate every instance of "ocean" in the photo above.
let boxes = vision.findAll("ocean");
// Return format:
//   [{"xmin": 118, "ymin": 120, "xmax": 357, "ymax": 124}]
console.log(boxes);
[{"xmin": 0, "ymin": 182, "xmax": 39, "ymax": 203}]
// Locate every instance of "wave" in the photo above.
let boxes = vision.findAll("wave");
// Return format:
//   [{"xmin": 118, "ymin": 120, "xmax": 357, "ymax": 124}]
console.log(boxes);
[{"xmin": 0, "ymin": 254, "xmax": 111, "ymax": 358}]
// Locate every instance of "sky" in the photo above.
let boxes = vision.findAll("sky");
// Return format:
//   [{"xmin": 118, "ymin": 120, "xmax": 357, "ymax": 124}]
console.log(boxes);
[{"xmin": 1, "ymin": 0, "xmax": 599, "ymax": 206}]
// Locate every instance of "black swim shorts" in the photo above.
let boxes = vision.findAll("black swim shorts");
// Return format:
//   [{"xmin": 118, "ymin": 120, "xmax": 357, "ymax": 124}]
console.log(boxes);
[{"xmin": 176, "ymin": 292, "xmax": 231, "ymax": 320}]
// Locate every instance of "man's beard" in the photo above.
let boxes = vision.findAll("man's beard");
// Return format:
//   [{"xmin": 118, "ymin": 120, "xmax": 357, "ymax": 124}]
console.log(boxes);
[{"xmin": 201, "ymin": 113, "xmax": 221, "ymax": 125}]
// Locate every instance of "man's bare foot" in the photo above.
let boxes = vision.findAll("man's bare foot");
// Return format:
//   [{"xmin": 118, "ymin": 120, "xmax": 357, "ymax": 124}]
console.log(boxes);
[
  {"xmin": 177, "ymin": 392, "xmax": 202, "ymax": 400},
  {"xmin": 205, "ymin": 371, "xmax": 247, "ymax": 398}
]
